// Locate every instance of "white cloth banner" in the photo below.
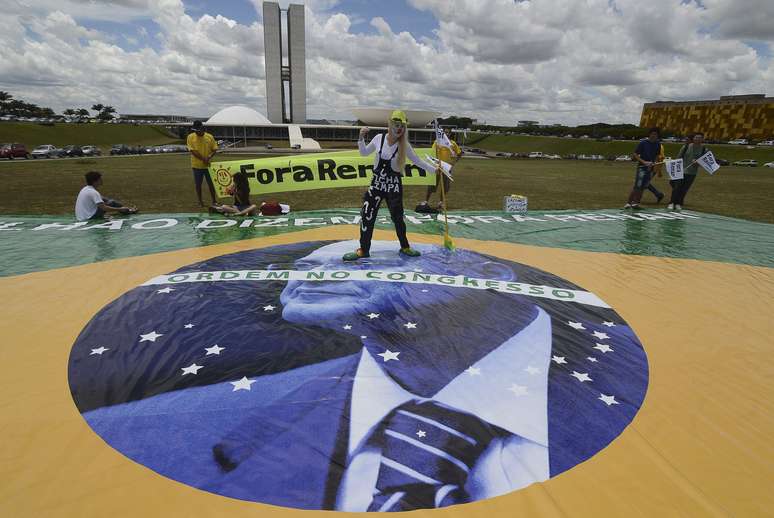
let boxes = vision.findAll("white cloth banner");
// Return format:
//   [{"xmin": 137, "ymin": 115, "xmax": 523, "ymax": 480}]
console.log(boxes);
[
  {"xmin": 697, "ymin": 151, "xmax": 720, "ymax": 175},
  {"xmin": 665, "ymin": 159, "xmax": 684, "ymax": 180},
  {"xmin": 433, "ymin": 119, "xmax": 452, "ymax": 149}
]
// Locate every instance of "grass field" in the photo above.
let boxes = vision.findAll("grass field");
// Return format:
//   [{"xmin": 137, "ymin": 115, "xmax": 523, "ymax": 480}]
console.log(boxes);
[
  {"xmin": 467, "ymin": 134, "xmax": 774, "ymax": 164},
  {"xmin": 0, "ymin": 153, "xmax": 772, "ymax": 222},
  {"xmin": 0, "ymin": 122, "xmax": 180, "ymax": 153}
]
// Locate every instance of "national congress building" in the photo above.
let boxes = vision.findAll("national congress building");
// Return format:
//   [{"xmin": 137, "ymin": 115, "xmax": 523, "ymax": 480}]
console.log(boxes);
[{"xmin": 640, "ymin": 94, "xmax": 774, "ymax": 141}]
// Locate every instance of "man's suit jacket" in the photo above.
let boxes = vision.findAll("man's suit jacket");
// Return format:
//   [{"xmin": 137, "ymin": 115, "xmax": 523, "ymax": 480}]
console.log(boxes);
[{"xmin": 86, "ymin": 353, "xmax": 361, "ymax": 509}]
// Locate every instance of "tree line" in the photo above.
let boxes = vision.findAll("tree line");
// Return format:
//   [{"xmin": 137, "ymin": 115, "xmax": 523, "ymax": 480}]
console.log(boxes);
[{"xmin": 0, "ymin": 91, "xmax": 116, "ymax": 120}]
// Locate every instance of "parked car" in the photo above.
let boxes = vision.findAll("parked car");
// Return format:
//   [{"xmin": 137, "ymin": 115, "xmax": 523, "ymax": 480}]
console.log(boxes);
[
  {"xmin": 716, "ymin": 158, "xmax": 730, "ymax": 166},
  {"xmin": 763, "ymin": 162, "xmax": 774, "ymax": 168},
  {"xmin": 732, "ymin": 159, "xmax": 757, "ymax": 167},
  {"xmin": 727, "ymin": 139, "xmax": 749, "ymax": 145},
  {"xmin": 31, "ymin": 144, "xmax": 59, "ymax": 159},
  {"xmin": 0, "ymin": 143, "xmax": 29, "ymax": 159},
  {"xmin": 615, "ymin": 154, "xmax": 632, "ymax": 161},
  {"xmin": 527, "ymin": 151, "xmax": 544, "ymax": 159},
  {"xmin": 110, "ymin": 144, "xmax": 132, "ymax": 155},
  {"xmin": 756, "ymin": 140, "xmax": 774, "ymax": 147},
  {"xmin": 545, "ymin": 154, "xmax": 561, "ymax": 159},
  {"xmin": 81, "ymin": 145, "xmax": 102, "ymax": 156},
  {"xmin": 59, "ymin": 145, "xmax": 84, "ymax": 158}
]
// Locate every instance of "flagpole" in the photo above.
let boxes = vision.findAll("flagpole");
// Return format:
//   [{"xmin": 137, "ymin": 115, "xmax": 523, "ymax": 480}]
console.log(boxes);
[{"xmin": 433, "ymin": 120, "xmax": 454, "ymax": 250}]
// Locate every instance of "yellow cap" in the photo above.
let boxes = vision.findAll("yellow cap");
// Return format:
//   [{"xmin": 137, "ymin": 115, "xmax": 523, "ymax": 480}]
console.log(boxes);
[{"xmin": 390, "ymin": 110, "xmax": 408, "ymax": 124}]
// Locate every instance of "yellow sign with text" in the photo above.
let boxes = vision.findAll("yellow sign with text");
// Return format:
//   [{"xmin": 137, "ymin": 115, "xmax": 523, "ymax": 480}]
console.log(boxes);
[{"xmin": 208, "ymin": 149, "xmax": 436, "ymax": 197}]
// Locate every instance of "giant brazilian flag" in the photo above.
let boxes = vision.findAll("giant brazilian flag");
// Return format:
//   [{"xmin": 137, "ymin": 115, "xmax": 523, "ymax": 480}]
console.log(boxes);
[{"xmin": 0, "ymin": 207, "xmax": 772, "ymax": 517}]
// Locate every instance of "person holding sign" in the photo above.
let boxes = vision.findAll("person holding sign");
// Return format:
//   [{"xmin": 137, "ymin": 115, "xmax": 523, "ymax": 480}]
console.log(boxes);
[
  {"xmin": 625, "ymin": 128, "xmax": 661, "ymax": 209},
  {"xmin": 343, "ymin": 111, "xmax": 438, "ymax": 261},
  {"xmin": 668, "ymin": 132, "xmax": 707, "ymax": 210},
  {"xmin": 417, "ymin": 127, "xmax": 463, "ymax": 212}
]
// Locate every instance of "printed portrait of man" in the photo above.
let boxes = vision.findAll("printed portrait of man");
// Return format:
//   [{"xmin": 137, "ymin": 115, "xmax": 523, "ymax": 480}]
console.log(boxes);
[{"xmin": 70, "ymin": 241, "xmax": 648, "ymax": 512}]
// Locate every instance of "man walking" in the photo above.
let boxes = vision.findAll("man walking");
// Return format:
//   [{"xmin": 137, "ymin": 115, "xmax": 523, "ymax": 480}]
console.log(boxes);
[
  {"xmin": 187, "ymin": 120, "xmax": 218, "ymax": 207},
  {"xmin": 668, "ymin": 132, "xmax": 707, "ymax": 210},
  {"xmin": 625, "ymin": 128, "xmax": 661, "ymax": 209}
]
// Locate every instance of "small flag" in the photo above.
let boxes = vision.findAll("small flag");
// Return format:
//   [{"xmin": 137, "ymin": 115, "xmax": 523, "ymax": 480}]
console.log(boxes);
[
  {"xmin": 433, "ymin": 119, "xmax": 452, "ymax": 149},
  {"xmin": 664, "ymin": 159, "xmax": 684, "ymax": 180},
  {"xmin": 425, "ymin": 155, "xmax": 454, "ymax": 180},
  {"xmin": 696, "ymin": 151, "xmax": 720, "ymax": 175}
]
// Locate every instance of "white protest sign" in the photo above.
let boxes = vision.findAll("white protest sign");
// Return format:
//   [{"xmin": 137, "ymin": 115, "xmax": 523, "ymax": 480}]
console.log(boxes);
[
  {"xmin": 426, "ymin": 156, "xmax": 454, "ymax": 180},
  {"xmin": 697, "ymin": 151, "xmax": 720, "ymax": 175},
  {"xmin": 665, "ymin": 159, "xmax": 684, "ymax": 180},
  {"xmin": 433, "ymin": 119, "xmax": 452, "ymax": 149}
]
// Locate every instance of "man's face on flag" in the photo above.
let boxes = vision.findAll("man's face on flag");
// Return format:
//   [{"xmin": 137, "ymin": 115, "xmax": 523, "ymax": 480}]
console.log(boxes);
[{"xmin": 280, "ymin": 242, "xmax": 445, "ymax": 325}]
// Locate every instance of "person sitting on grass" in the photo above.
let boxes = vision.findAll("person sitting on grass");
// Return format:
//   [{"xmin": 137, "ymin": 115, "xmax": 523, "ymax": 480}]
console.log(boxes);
[
  {"xmin": 75, "ymin": 171, "xmax": 137, "ymax": 221},
  {"xmin": 210, "ymin": 172, "xmax": 257, "ymax": 216}
]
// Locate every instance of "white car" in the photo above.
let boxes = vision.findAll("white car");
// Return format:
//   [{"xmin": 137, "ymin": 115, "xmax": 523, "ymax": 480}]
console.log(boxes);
[
  {"xmin": 31, "ymin": 144, "xmax": 59, "ymax": 158},
  {"xmin": 756, "ymin": 140, "xmax": 774, "ymax": 146},
  {"xmin": 763, "ymin": 162, "xmax": 774, "ymax": 168},
  {"xmin": 527, "ymin": 152, "xmax": 544, "ymax": 159},
  {"xmin": 545, "ymin": 154, "xmax": 562, "ymax": 159},
  {"xmin": 727, "ymin": 139, "xmax": 749, "ymax": 145},
  {"xmin": 615, "ymin": 155, "xmax": 632, "ymax": 161},
  {"xmin": 732, "ymin": 159, "xmax": 758, "ymax": 167}
]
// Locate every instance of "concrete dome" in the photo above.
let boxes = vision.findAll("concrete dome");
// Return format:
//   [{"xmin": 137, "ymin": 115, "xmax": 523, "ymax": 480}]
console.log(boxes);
[
  {"xmin": 205, "ymin": 106, "xmax": 271, "ymax": 126},
  {"xmin": 352, "ymin": 108, "xmax": 440, "ymax": 127}
]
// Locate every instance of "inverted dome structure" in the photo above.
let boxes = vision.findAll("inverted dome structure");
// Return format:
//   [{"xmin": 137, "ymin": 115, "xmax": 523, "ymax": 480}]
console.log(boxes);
[
  {"xmin": 205, "ymin": 106, "xmax": 272, "ymax": 126},
  {"xmin": 352, "ymin": 108, "xmax": 440, "ymax": 127}
]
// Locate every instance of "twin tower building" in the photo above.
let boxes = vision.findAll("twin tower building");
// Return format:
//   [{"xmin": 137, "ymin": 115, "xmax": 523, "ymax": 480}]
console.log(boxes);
[{"xmin": 262, "ymin": 2, "xmax": 306, "ymax": 124}]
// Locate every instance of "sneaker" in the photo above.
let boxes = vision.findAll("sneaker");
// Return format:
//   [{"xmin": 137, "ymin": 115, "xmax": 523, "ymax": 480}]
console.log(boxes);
[
  {"xmin": 399, "ymin": 247, "xmax": 421, "ymax": 257},
  {"xmin": 631, "ymin": 204, "xmax": 641, "ymax": 210},
  {"xmin": 343, "ymin": 248, "xmax": 369, "ymax": 261},
  {"xmin": 667, "ymin": 203, "xmax": 674, "ymax": 210},
  {"xmin": 415, "ymin": 203, "xmax": 438, "ymax": 214},
  {"xmin": 623, "ymin": 203, "xmax": 632, "ymax": 209},
  {"xmin": 675, "ymin": 204, "xmax": 682, "ymax": 211}
]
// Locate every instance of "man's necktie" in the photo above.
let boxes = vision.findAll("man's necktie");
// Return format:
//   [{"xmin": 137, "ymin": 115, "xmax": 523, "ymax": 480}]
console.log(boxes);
[{"xmin": 366, "ymin": 399, "xmax": 497, "ymax": 512}]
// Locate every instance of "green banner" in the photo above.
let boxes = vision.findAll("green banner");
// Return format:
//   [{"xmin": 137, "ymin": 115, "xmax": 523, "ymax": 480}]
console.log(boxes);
[
  {"xmin": 2, "ymin": 210, "xmax": 774, "ymax": 277},
  {"xmin": 208, "ymin": 149, "xmax": 436, "ymax": 197}
]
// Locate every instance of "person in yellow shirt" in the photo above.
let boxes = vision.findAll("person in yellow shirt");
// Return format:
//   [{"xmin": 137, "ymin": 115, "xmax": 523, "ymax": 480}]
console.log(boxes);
[
  {"xmin": 186, "ymin": 120, "xmax": 219, "ymax": 207},
  {"xmin": 417, "ymin": 127, "xmax": 463, "ymax": 212}
]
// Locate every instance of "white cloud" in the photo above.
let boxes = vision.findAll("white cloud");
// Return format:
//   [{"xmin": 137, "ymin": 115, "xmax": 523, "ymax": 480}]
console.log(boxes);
[{"xmin": 0, "ymin": 0, "xmax": 771, "ymax": 125}]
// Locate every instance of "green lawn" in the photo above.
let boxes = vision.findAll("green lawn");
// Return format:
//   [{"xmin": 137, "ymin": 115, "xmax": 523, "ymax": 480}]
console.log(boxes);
[
  {"xmin": 1, "ymin": 153, "xmax": 772, "ymax": 223},
  {"xmin": 468, "ymin": 134, "xmax": 774, "ymax": 163},
  {"xmin": 0, "ymin": 122, "xmax": 181, "ymax": 153}
]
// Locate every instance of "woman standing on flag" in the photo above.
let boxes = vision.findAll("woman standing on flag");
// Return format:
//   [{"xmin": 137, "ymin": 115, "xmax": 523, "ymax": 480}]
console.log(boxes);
[{"xmin": 343, "ymin": 110, "xmax": 437, "ymax": 261}]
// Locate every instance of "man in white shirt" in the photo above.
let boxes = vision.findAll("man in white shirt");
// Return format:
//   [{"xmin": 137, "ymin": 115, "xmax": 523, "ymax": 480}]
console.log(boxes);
[{"xmin": 75, "ymin": 171, "xmax": 136, "ymax": 221}]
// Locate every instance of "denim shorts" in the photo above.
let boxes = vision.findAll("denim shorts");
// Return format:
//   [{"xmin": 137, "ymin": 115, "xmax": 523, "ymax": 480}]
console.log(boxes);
[
  {"xmin": 634, "ymin": 166, "xmax": 652, "ymax": 190},
  {"xmin": 192, "ymin": 168, "xmax": 214, "ymax": 186}
]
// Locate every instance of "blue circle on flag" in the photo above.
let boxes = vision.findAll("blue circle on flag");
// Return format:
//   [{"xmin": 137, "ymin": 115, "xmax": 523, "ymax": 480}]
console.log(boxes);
[{"xmin": 69, "ymin": 240, "xmax": 649, "ymax": 511}]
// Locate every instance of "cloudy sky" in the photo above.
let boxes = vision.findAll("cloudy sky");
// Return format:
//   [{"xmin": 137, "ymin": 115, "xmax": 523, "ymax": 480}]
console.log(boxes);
[{"xmin": 1, "ymin": 0, "xmax": 772, "ymax": 125}]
